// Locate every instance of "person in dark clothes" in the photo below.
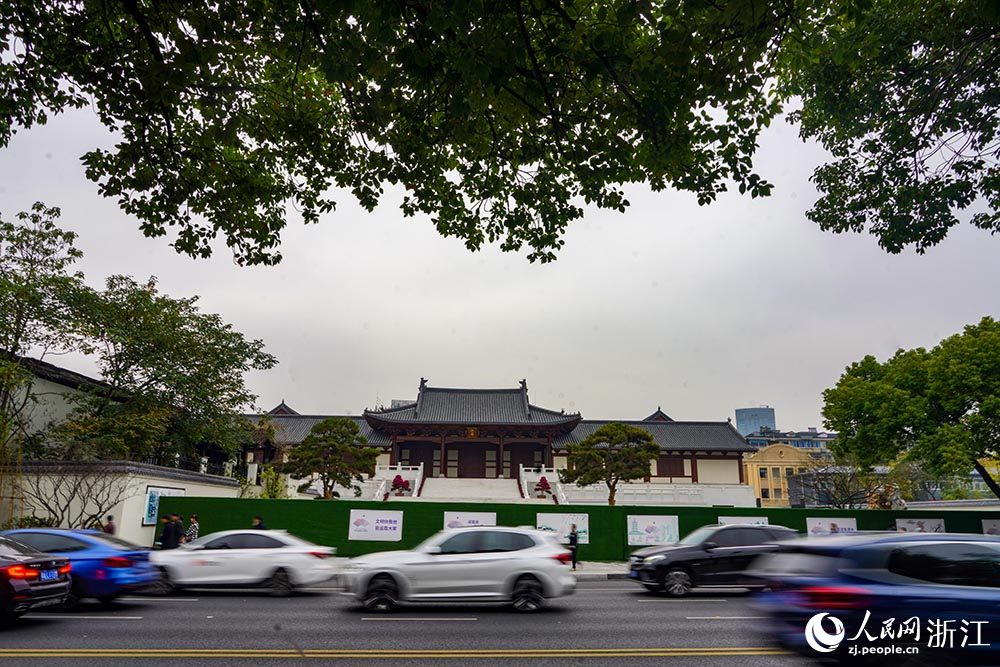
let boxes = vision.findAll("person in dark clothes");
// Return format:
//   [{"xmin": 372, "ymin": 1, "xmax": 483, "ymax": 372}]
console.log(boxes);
[
  {"xmin": 102, "ymin": 515, "xmax": 116, "ymax": 535},
  {"xmin": 251, "ymin": 516, "xmax": 267, "ymax": 530},
  {"xmin": 568, "ymin": 523, "xmax": 579, "ymax": 571},
  {"xmin": 159, "ymin": 514, "xmax": 182, "ymax": 549}
]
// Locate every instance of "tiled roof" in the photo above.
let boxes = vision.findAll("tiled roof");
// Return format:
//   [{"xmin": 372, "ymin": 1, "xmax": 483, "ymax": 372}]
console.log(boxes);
[
  {"xmin": 643, "ymin": 407, "xmax": 674, "ymax": 422},
  {"xmin": 268, "ymin": 401, "xmax": 299, "ymax": 416},
  {"xmin": 364, "ymin": 379, "xmax": 579, "ymax": 426},
  {"xmin": 552, "ymin": 420, "xmax": 754, "ymax": 453},
  {"xmin": 251, "ymin": 415, "xmax": 390, "ymax": 446}
]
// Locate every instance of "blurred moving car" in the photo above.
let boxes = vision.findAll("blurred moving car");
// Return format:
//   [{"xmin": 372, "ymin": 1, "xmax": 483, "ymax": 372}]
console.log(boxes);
[
  {"xmin": 749, "ymin": 533, "xmax": 1000, "ymax": 664},
  {"xmin": 150, "ymin": 529, "xmax": 336, "ymax": 596},
  {"xmin": 0, "ymin": 534, "xmax": 71, "ymax": 622},
  {"xmin": 339, "ymin": 526, "xmax": 576, "ymax": 612},
  {"xmin": 628, "ymin": 523, "xmax": 798, "ymax": 596},
  {"xmin": 1, "ymin": 529, "xmax": 158, "ymax": 607}
]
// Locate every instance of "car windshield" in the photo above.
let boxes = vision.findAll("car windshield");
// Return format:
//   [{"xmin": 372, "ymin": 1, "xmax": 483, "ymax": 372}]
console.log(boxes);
[
  {"xmin": 0, "ymin": 535, "xmax": 43, "ymax": 557},
  {"xmin": 678, "ymin": 526, "xmax": 719, "ymax": 546}
]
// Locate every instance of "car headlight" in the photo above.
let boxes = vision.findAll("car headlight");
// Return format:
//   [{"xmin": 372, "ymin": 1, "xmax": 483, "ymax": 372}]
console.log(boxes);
[{"xmin": 643, "ymin": 554, "xmax": 665, "ymax": 565}]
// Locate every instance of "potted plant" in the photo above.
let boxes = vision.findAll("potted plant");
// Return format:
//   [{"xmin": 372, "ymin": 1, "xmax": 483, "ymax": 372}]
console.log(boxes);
[
  {"xmin": 534, "ymin": 476, "xmax": 552, "ymax": 498},
  {"xmin": 391, "ymin": 474, "xmax": 411, "ymax": 496}
]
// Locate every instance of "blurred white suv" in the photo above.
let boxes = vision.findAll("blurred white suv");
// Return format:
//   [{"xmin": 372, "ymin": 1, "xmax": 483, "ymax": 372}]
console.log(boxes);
[{"xmin": 339, "ymin": 526, "xmax": 576, "ymax": 612}]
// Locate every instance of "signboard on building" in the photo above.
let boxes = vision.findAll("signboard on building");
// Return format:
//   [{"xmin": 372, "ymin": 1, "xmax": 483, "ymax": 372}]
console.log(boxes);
[
  {"xmin": 626, "ymin": 515, "xmax": 679, "ymax": 546},
  {"xmin": 143, "ymin": 486, "xmax": 185, "ymax": 526},
  {"xmin": 536, "ymin": 513, "xmax": 589, "ymax": 544},
  {"xmin": 443, "ymin": 512, "xmax": 496, "ymax": 529},
  {"xmin": 806, "ymin": 517, "xmax": 858, "ymax": 535},
  {"xmin": 348, "ymin": 510, "xmax": 403, "ymax": 541}
]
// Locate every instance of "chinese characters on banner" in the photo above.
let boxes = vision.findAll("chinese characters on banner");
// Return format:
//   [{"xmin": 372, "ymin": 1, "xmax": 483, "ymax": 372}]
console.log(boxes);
[
  {"xmin": 348, "ymin": 510, "xmax": 403, "ymax": 541},
  {"xmin": 443, "ymin": 512, "xmax": 497, "ymax": 529},
  {"xmin": 806, "ymin": 518, "xmax": 858, "ymax": 535}
]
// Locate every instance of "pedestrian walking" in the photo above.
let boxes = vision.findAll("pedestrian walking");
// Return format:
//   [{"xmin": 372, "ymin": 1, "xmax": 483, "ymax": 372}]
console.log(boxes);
[
  {"xmin": 182, "ymin": 514, "xmax": 200, "ymax": 543},
  {"xmin": 102, "ymin": 515, "xmax": 117, "ymax": 535},
  {"xmin": 568, "ymin": 523, "xmax": 579, "ymax": 571},
  {"xmin": 251, "ymin": 515, "xmax": 267, "ymax": 530}
]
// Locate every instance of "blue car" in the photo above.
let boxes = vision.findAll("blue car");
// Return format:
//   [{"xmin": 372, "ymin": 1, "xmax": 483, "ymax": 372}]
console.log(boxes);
[
  {"xmin": 0, "ymin": 529, "xmax": 159, "ymax": 606},
  {"xmin": 749, "ymin": 532, "xmax": 1000, "ymax": 665}
]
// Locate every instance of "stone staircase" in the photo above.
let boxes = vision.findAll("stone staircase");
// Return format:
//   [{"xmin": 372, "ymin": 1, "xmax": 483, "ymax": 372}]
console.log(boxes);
[{"xmin": 417, "ymin": 477, "xmax": 526, "ymax": 502}]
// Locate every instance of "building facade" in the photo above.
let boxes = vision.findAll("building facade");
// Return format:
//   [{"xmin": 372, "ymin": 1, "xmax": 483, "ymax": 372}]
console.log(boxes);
[
  {"xmin": 735, "ymin": 406, "xmax": 776, "ymax": 437},
  {"xmin": 742, "ymin": 444, "xmax": 819, "ymax": 507},
  {"xmin": 251, "ymin": 379, "xmax": 754, "ymax": 484},
  {"xmin": 745, "ymin": 427, "xmax": 837, "ymax": 452}
]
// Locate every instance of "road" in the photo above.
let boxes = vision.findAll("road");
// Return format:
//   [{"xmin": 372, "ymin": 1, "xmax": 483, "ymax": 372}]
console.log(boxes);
[{"xmin": 0, "ymin": 581, "xmax": 814, "ymax": 666}]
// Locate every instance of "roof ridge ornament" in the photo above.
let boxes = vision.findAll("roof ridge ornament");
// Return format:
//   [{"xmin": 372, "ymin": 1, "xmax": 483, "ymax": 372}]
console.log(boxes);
[
  {"xmin": 520, "ymin": 378, "xmax": 530, "ymax": 420},
  {"xmin": 415, "ymin": 377, "xmax": 427, "ymax": 418}
]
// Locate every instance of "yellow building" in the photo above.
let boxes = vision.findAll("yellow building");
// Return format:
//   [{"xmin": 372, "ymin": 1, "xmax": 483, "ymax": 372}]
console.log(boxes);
[{"xmin": 743, "ymin": 444, "xmax": 817, "ymax": 508}]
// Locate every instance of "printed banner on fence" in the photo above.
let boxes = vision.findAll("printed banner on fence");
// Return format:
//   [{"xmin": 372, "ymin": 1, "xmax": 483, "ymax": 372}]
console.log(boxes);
[
  {"xmin": 895, "ymin": 517, "xmax": 945, "ymax": 533},
  {"xmin": 983, "ymin": 519, "xmax": 1000, "ymax": 535},
  {"xmin": 536, "ymin": 513, "xmax": 589, "ymax": 544},
  {"xmin": 806, "ymin": 517, "xmax": 858, "ymax": 535},
  {"xmin": 626, "ymin": 515, "xmax": 679, "ymax": 545},
  {"xmin": 443, "ymin": 512, "xmax": 497, "ymax": 529},
  {"xmin": 718, "ymin": 515, "xmax": 769, "ymax": 526},
  {"xmin": 348, "ymin": 510, "xmax": 404, "ymax": 541}
]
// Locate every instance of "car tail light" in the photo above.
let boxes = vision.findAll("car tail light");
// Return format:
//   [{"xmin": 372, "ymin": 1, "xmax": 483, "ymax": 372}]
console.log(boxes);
[
  {"xmin": 2, "ymin": 565, "xmax": 40, "ymax": 580},
  {"xmin": 800, "ymin": 586, "xmax": 871, "ymax": 610},
  {"xmin": 308, "ymin": 551, "xmax": 331, "ymax": 559},
  {"xmin": 58, "ymin": 563, "xmax": 72, "ymax": 574},
  {"xmin": 102, "ymin": 556, "xmax": 135, "ymax": 568},
  {"xmin": 550, "ymin": 552, "xmax": 573, "ymax": 565}
]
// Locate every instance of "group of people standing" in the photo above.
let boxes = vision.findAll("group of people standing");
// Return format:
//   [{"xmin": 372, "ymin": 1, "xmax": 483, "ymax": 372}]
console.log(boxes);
[{"xmin": 157, "ymin": 513, "xmax": 199, "ymax": 549}]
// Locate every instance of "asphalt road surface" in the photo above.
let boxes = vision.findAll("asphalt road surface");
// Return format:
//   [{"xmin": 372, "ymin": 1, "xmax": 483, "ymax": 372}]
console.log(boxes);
[{"xmin": 0, "ymin": 581, "xmax": 815, "ymax": 666}]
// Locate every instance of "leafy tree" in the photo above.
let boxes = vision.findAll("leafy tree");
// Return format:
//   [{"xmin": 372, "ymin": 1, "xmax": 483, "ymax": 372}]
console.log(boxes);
[
  {"xmin": 257, "ymin": 464, "xmax": 290, "ymax": 499},
  {"xmin": 1, "ymin": 1, "xmax": 797, "ymax": 265},
  {"xmin": 55, "ymin": 275, "xmax": 277, "ymax": 461},
  {"xmin": 778, "ymin": 0, "xmax": 1000, "ymax": 254},
  {"xmin": 0, "ymin": 203, "xmax": 86, "ymax": 451},
  {"xmin": 559, "ymin": 422, "xmax": 659, "ymax": 505},
  {"xmin": 284, "ymin": 418, "xmax": 379, "ymax": 499},
  {"xmin": 823, "ymin": 316, "xmax": 1000, "ymax": 500}
]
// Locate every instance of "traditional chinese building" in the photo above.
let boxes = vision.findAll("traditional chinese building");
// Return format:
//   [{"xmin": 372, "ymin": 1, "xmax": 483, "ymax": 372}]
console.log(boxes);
[{"xmin": 249, "ymin": 379, "xmax": 753, "ymax": 486}]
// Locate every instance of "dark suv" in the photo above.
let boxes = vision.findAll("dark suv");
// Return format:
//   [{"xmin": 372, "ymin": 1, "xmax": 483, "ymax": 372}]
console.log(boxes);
[{"xmin": 628, "ymin": 523, "xmax": 797, "ymax": 596}]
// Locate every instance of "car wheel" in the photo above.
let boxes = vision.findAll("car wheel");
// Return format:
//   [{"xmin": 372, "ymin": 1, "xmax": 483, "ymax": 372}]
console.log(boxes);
[
  {"xmin": 364, "ymin": 574, "xmax": 399, "ymax": 612},
  {"xmin": 510, "ymin": 575, "xmax": 545, "ymax": 613},
  {"xmin": 266, "ymin": 569, "xmax": 295, "ymax": 597},
  {"xmin": 149, "ymin": 567, "xmax": 177, "ymax": 596},
  {"xmin": 661, "ymin": 568, "xmax": 693, "ymax": 597}
]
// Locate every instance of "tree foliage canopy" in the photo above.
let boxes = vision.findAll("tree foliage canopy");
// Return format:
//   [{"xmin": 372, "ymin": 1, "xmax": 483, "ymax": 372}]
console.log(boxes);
[
  {"xmin": 283, "ymin": 417, "xmax": 379, "ymax": 499},
  {"xmin": 823, "ymin": 316, "xmax": 1000, "ymax": 499},
  {"xmin": 559, "ymin": 422, "xmax": 659, "ymax": 505},
  {"xmin": 781, "ymin": 0, "xmax": 1000, "ymax": 253},
  {"xmin": 1, "ymin": 0, "xmax": 793, "ymax": 264}
]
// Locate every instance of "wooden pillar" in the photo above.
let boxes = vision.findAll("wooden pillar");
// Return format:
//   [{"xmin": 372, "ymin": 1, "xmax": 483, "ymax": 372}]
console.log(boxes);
[
  {"xmin": 440, "ymin": 434, "xmax": 447, "ymax": 478},
  {"xmin": 499, "ymin": 433, "xmax": 505, "ymax": 479},
  {"xmin": 738, "ymin": 453, "xmax": 745, "ymax": 483},
  {"xmin": 691, "ymin": 455, "xmax": 699, "ymax": 483},
  {"xmin": 546, "ymin": 436, "xmax": 553, "ymax": 468},
  {"xmin": 389, "ymin": 434, "xmax": 397, "ymax": 466}
]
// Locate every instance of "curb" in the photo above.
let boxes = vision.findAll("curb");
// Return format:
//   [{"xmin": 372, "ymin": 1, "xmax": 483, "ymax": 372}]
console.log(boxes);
[{"xmin": 574, "ymin": 573, "xmax": 629, "ymax": 581}]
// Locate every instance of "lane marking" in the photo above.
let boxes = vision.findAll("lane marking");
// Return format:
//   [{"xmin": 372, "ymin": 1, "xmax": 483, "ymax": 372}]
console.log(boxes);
[
  {"xmin": 685, "ymin": 616, "xmax": 768, "ymax": 620},
  {"xmin": 118, "ymin": 597, "xmax": 200, "ymax": 602},
  {"xmin": 361, "ymin": 617, "xmax": 478, "ymax": 622},
  {"xmin": 636, "ymin": 598, "xmax": 728, "ymax": 602},
  {"xmin": 28, "ymin": 615, "xmax": 144, "ymax": 620}
]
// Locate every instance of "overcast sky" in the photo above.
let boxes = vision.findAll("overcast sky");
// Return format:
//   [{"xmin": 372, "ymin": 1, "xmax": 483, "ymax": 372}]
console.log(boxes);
[{"xmin": 3, "ymin": 108, "xmax": 998, "ymax": 431}]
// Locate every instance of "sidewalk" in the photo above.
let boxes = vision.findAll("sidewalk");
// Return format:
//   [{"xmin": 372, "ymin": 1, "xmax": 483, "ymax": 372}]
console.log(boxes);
[{"xmin": 572, "ymin": 561, "xmax": 629, "ymax": 581}]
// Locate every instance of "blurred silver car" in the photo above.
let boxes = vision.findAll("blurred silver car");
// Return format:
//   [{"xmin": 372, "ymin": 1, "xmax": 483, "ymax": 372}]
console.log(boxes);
[
  {"xmin": 339, "ymin": 526, "xmax": 576, "ymax": 612},
  {"xmin": 150, "ymin": 529, "xmax": 337, "ymax": 596}
]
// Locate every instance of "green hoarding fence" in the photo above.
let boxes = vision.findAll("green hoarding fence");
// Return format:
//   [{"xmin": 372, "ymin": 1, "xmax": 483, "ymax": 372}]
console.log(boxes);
[{"xmin": 158, "ymin": 496, "xmax": 1000, "ymax": 562}]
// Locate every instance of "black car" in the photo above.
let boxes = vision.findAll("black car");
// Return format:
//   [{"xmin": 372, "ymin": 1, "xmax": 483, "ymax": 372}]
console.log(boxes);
[
  {"xmin": 1, "ymin": 534, "xmax": 72, "ymax": 623},
  {"xmin": 628, "ymin": 523, "xmax": 798, "ymax": 596}
]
